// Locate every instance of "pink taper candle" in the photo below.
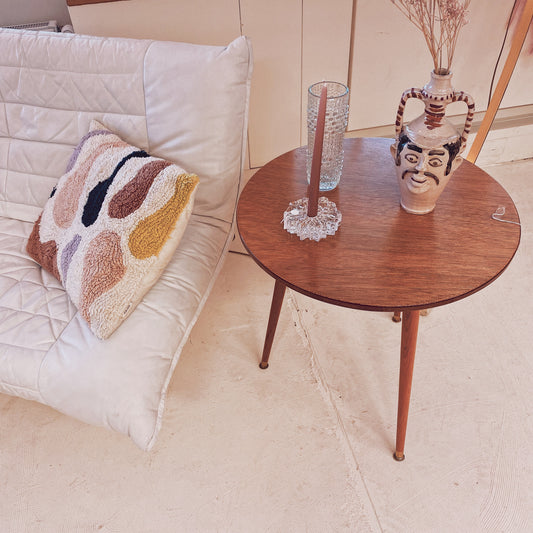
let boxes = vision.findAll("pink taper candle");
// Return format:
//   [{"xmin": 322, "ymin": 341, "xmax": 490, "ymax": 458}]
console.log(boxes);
[{"xmin": 307, "ymin": 84, "xmax": 327, "ymax": 217}]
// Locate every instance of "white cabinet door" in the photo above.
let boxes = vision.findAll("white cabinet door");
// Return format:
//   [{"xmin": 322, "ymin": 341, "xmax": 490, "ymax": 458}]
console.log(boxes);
[
  {"xmin": 240, "ymin": 0, "xmax": 303, "ymax": 168},
  {"xmin": 241, "ymin": 0, "xmax": 353, "ymax": 167},
  {"xmin": 301, "ymin": 0, "xmax": 353, "ymax": 146}
]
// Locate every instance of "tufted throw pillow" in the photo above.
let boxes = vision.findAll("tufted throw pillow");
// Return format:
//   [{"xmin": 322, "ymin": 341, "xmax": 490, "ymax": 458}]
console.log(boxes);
[{"xmin": 27, "ymin": 120, "xmax": 199, "ymax": 339}]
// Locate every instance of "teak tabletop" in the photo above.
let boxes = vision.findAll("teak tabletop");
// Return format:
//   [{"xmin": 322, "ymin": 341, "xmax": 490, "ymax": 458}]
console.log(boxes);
[
  {"xmin": 236, "ymin": 137, "xmax": 521, "ymax": 460},
  {"xmin": 237, "ymin": 137, "xmax": 520, "ymax": 311}
]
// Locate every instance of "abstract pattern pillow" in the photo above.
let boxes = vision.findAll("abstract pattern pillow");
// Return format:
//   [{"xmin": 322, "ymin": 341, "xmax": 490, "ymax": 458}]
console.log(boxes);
[{"xmin": 27, "ymin": 120, "xmax": 199, "ymax": 339}]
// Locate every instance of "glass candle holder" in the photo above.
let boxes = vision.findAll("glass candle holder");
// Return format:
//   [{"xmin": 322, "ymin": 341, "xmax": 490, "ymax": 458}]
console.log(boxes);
[{"xmin": 307, "ymin": 81, "xmax": 349, "ymax": 191}]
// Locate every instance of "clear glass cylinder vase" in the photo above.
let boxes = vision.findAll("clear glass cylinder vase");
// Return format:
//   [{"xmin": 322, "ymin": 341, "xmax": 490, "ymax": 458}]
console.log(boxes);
[{"xmin": 307, "ymin": 81, "xmax": 349, "ymax": 191}]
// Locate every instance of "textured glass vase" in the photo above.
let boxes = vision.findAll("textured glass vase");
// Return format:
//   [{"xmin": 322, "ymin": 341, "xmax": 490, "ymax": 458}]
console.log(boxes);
[{"xmin": 307, "ymin": 81, "xmax": 349, "ymax": 191}]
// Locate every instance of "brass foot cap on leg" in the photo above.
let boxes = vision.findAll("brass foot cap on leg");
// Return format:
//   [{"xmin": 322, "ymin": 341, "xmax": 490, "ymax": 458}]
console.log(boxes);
[
  {"xmin": 393, "ymin": 451, "xmax": 405, "ymax": 461},
  {"xmin": 259, "ymin": 362, "xmax": 269, "ymax": 370}
]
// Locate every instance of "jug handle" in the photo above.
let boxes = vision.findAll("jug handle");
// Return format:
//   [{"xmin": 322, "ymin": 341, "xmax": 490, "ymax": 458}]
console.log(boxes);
[
  {"xmin": 452, "ymin": 90, "xmax": 475, "ymax": 152},
  {"xmin": 394, "ymin": 88, "xmax": 424, "ymax": 140}
]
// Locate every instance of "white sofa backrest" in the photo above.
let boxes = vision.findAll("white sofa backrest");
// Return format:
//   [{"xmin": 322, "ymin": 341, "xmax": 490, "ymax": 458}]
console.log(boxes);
[
  {"xmin": 0, "ymin": 29, "xmax": 253, "ymax": 451},
  {"xmin": 0, "ymin": 29, "xmax": 252, "ymax": 225}
]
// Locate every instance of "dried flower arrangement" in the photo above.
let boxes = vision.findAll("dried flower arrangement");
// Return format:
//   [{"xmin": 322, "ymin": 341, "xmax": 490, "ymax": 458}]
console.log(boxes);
[{"xmin": 390, "ymin": 0, "xmax": 471, "ymax": 74}]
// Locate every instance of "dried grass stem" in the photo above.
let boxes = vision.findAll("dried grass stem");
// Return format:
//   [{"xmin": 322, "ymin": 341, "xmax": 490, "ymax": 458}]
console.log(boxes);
[{"xmin": 391, "ymin": 0, "xmax": 471, "ymax": 74}]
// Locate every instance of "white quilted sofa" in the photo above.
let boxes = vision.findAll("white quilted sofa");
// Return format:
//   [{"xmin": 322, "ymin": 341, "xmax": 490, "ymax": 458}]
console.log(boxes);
[{"xmin": 0, "ymin": 29, "xmax": 252, "ymax": 450}]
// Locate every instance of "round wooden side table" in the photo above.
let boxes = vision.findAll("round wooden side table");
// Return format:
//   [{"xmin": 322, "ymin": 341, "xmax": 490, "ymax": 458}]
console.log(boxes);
[{"xmin": 237, "ymin": 137, "xmax": 520, "ymax": 460}]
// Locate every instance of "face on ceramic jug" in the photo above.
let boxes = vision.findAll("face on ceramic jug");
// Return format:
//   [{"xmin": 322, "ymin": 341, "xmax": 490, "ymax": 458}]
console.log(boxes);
[{"xmin": 391, "ymin": 133, "xmax": 463, "ymax": 213}]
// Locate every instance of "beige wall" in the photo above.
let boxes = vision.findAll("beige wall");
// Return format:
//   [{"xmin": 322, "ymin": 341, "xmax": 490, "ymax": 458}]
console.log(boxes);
[
  {"xmin": 0, "ymin": 0, "xmax": 72, "ymax": 28},
  {"xmin": 68, "ymin": 0, "xmax": 532, "ymax": 168}
]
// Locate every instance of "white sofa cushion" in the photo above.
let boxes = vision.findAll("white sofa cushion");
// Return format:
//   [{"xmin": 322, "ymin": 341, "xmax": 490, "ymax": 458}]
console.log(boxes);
[
  {"xmin": 0, "ymin": 214, "xmax": 231, "ymax": 449},
  {"xmin": 0, "ymin": 29, "xmax": 252, "ymax": 450}
]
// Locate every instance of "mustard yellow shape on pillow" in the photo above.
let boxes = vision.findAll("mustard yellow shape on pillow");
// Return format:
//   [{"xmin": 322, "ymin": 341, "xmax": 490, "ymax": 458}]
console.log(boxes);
[{"xmin": 129, "ymin": 174, "xmax": 199, "ymax": 260}]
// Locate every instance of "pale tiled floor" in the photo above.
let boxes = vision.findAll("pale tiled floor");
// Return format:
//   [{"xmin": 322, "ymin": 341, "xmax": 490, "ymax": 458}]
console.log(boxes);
[{"xmin": 1, "ymin": 159, "xmax": 532, "ymax": 532}]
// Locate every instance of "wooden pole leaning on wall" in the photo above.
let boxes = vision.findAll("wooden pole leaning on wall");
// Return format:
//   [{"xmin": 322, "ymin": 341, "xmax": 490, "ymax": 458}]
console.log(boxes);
[{"xmin": 467, "ymin": 0, "xmax": 533, "ymax": 164}]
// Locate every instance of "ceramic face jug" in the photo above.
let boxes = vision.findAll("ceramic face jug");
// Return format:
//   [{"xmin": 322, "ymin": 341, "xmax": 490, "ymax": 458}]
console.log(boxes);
[{"xmin": 390, "ymin": 70, "xmax": 475, "ymax": 215}]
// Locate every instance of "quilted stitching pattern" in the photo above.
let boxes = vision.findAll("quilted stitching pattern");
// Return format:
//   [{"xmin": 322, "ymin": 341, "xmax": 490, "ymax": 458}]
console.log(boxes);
[
  {"xmin": 0, "ymin": 217, "xmax": 76, "ymax": 399},
  {"xmin": 0, "ymin": 30, "xmax": 150, "ymax": 221}
]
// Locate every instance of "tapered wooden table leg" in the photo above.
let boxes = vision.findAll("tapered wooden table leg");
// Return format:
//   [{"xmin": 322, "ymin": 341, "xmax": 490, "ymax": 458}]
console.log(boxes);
[
  {"xmin": 259, "ymin": 279, "xmax": 287, "ymax": 369},
  {"xmin": 393, "ymin": 309, "xmax": 420, "ymax": 461}
]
